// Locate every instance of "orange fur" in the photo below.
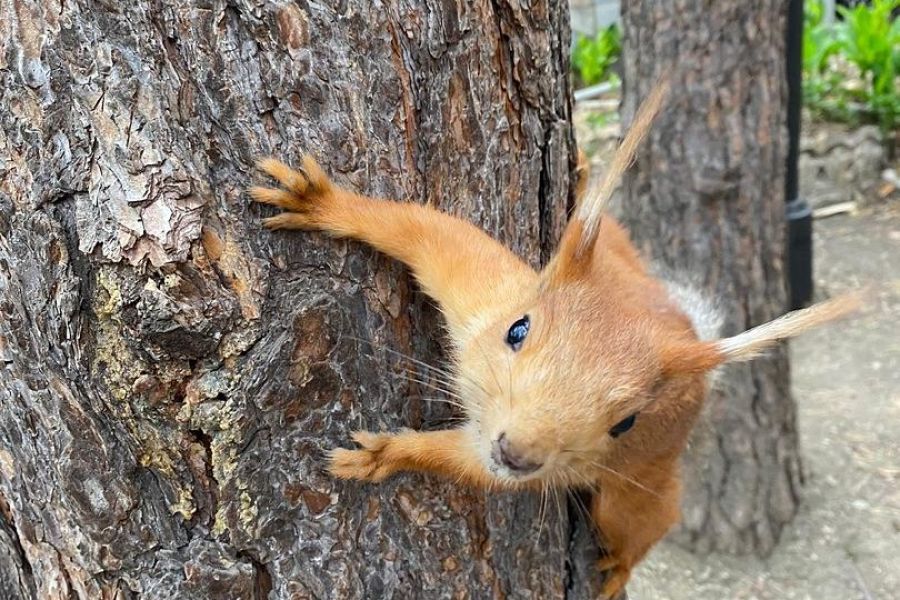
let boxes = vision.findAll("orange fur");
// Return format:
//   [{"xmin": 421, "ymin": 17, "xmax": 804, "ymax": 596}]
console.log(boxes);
[{"xmin": 249, "ymin": 88, "xmax": 859, "ymax": 598}]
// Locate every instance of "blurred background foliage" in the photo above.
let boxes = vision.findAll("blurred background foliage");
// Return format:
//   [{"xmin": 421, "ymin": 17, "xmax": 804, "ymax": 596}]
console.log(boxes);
[
  {"xmin": 571, "ymin": 23, "xmax": 621, "ymax": 87},
  {"xmin": 802, "ymin": 0, "xmax": 898, "ymax": 140},
  {"xmin": 571, "ymin": 0, "xmax": 899, "ymax": 149}
]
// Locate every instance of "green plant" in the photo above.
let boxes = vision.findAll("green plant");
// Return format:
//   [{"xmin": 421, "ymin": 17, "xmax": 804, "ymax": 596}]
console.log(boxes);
[
  {"xmin": 802, "ymin": 0, "xmax": 900, "ymax": 137},
  {"xmin": 571, "ymin": 24, "xmax": 621, "ymax": 87},
  {"xmin": 803, "ymin": 1, "xmax": 849, "ymax": 121},
  {"xmin": 804, "ymin": 0, "xmax": 842, "ymax": 75},
  {"xmin": 836, "ymin": 0, "xmax": 900, "ymax": 133}
]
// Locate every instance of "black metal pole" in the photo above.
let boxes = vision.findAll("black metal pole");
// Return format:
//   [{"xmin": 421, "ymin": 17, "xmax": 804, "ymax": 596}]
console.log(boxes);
[{"xmin": 786, "ymin": 0, "xmax": 813, "ymax": 309}]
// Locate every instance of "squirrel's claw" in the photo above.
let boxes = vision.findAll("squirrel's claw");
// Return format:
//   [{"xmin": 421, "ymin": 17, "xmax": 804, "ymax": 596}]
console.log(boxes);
[
  {"xmin": 249, "ymin": 154, "xmax": 339, "ymax": 229},
  {"xmin": 328, "ymin": 431, "xmax": 397, "ymax": 482},
  {"xmin": 247, "ymin": 186, "xmax": 297, "ymax": 210},
  {"xmin": 256, "ymin": 155, "xmax": 331, "ymax": 196}
]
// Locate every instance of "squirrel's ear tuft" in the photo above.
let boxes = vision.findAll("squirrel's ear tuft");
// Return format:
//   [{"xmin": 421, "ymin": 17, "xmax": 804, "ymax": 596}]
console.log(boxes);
[
  {"xmin": 660, "ymin": 340, "xmax": 724, "ymax": 378},
  {"xmin": 660, "ymin": 292, "xmax": 864, "ymax": 377},
  {"xmin": 540, "ymin": 219, "xmax": 594, "ymax": 288},
  {"xmin": 714, "ymin": 292, "xmax": 863, "ymax": 363},
  {"xmin": 540, "ymin": 80, "xmax": 669, "ymax": 290}
]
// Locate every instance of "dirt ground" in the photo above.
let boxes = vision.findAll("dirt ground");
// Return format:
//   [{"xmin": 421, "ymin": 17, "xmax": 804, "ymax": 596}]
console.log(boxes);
[{"xmin": 629, "ymin": 201, "xmax": 900, "ymax": 599}]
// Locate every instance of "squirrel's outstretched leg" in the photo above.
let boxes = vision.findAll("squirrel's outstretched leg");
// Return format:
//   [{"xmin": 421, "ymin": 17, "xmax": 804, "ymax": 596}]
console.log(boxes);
[
  {"xmin": 591, "ymin": 468, "xmax": 681, "ymax": 599},
  {"xmin": 328, "ymin": 427, "xmax": 512, "ymax": 490},
  {"xmin": 250, "ymin": 156, "xmax": 537, "ymax": 344}
]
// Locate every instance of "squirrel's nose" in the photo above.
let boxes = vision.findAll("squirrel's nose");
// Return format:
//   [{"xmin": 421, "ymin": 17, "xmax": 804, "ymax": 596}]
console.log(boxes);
[{"xmin": 492, "ymin": 432, "xmax": 542, "ymax": 475}]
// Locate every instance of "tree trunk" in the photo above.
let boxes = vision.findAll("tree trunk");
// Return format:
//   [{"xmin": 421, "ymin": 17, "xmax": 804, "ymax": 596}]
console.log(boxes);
[
  {"xmin": 619, "ymin": 2, "xmax": 800, "ymax": 555},
  {"xmin": 0, "ymin": 1, "xmax": 593, "ymax": 597}
]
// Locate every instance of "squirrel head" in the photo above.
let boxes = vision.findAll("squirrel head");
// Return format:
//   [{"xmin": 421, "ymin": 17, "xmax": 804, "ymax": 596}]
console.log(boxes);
[
  {"xmin": 455, "ymin": 237, "xmax": 861, "ymax": 487},
  {"xmin": 456, "ymin": 270, "xmax": 715, "ymax": 486},
  {"xmin": 454, "ymin": 212, "xmax": 862, "ymax": 487}
]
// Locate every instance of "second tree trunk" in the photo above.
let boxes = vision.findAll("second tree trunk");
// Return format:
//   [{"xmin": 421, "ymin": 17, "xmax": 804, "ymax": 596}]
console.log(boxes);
[{"xmin": 619, "ymin": 0, "xmax": 800, "ymax": 555}]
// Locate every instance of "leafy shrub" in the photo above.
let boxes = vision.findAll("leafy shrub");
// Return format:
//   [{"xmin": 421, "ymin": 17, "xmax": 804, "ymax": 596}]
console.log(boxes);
[
  {"xmin": 572, "ymin": 25, "xmax": 621, "ymax": 87},
  {"xmin": 804, "ymin": 0, "xmax": 900, "ymax": 137}
]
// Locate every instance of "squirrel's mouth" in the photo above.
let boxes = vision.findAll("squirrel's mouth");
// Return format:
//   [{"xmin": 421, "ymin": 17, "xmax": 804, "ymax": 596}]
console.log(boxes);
[
  {"xmin": 489, "ymin": 461, "xmax": 548, "ymax": 484},
  {"xmin": 490, "ymin": 432, "xmax": 542, "ymax": 475},
  {"xmin": 482, "ymin": 438, "xmax": 559, "ymax": 484}
]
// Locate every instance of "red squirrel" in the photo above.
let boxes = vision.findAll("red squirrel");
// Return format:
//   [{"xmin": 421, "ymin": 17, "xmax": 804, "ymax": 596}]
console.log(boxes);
[{"xmin": 249, "ymin": 83, "xmax": 860, "ymax": 598}]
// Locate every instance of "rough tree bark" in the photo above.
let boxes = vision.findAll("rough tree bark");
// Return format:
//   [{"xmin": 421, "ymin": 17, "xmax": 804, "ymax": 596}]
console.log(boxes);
[
  {"xmin": 0, "ymin": 1, "xmax": 596, "ymax": 598},
  {"xmin": 619, "ymin": 2, "xmax": 800, "ymax": 554}
]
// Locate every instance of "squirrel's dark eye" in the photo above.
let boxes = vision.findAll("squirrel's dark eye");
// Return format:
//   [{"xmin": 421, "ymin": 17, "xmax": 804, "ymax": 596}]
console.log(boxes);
[
  {"xmin": 609, "ymin": 413, "xmax": 637, "ymax": 438},
  {"xmin": 505, "ymin": 315, "xmax": 530, "ymax": 351}
]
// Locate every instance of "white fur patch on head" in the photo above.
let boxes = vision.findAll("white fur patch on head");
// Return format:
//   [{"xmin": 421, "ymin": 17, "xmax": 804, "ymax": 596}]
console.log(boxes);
[
  {"xmin": 659, "ymin": 277, "xmax": 724, "ymax": 342},
  {"xmin": 657, "ymin": 272, "xmax": 726, "ymax": 390}
]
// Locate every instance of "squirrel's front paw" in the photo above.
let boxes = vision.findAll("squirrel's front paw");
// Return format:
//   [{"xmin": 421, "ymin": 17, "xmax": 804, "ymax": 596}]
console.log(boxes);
[
  {"xmin": 328, "ymin": 431, "xmax": 400, "ymax": 483},
  {"xmin": 248, "ymin": 155, "xmax": 336, "ymax": 229}
]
